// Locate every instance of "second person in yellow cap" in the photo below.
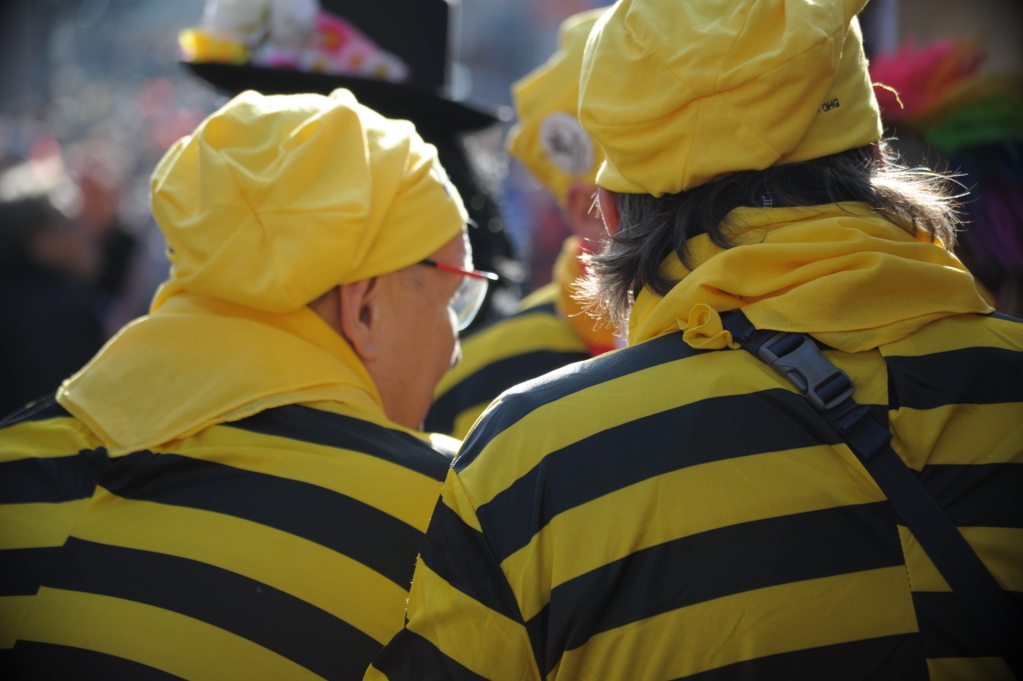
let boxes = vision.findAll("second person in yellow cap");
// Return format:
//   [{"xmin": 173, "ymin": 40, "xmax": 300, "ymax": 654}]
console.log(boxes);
[{"xmin": 425, "ymin": 8, "xmax": 620, "ymax": 439}]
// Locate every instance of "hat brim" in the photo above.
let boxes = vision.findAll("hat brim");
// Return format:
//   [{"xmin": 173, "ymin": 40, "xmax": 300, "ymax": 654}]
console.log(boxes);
[{"xmin": 184, "ymin": 62, "xmax": 499, "ymax": 134}]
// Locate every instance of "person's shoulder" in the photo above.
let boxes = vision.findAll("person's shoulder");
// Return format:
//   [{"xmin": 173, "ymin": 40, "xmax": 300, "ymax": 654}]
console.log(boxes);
[
  {"xmin": 882, "ymin": 312, "xmax": 1023, "ymax": 414},
  {"xmin": 884, "ymin": 311, "xmax": 1023, "ymax": 357},
  {"xmin": 0, "ymin": 395, "xmax": 108, "ymax": 509},
  {"xmin": 461, "ymin": 289, "xmax": 572, "ymax": 350},
  {"xmin": 0, "ymin": 395, "xmax": 101, "ymax": 456},
  {"xmin": 455, "ymin": 331, "xmax": 720, "ymax": 472},
  {"xmin": 517, "ymin": 281, "xmax": 560, "ymax": 310},
  {"xmin": 459, "ymin": 281, "xmax": 565, "ymax": 349},
  {"xmin": 457, "ymin": 298, "xmax": 584, "ymax": 364}
]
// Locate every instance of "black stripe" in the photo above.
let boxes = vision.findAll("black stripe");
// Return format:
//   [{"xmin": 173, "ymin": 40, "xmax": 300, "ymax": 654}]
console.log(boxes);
[
  {"xmin": 986, "ymin": 312, "xmax": 1023, "ymax": 324},
  {"xmin": 8, "ymin": 641, "xmax": 187, "ymax": 680},
  {"xmin": 418, "ymin": 499, "xmax": 523, "ymax": 625},
  {"xmin": 477, "ymin": 388, "xmax": 840, "ymax": 563},
  {"xmin": 0, "ymin": 449, "xmax": 107, "ymax": 504},
  {"xmin": 369, "ymin": 628, "xmax": 488, "ymax": 681},
  {"xmin": 913, "ymin": 590, "xmax": 1023, "ymax": 658},
  {"xmin": 533, "ymin": 502, "xmax": 903, "ymax": 674},
  {"xmin": 0, "ymin": 395, "xmax": 69, "ymax": 429},
  {"xmin": 41, "ymin": 538, "xmax": 379, "ymax": 681},
  {"xmin": 886, "ymin": 346, "xmax": 1023, "ymax": 410},
  {"xmin": 456, "ymin": 331, "xmax": 700, "ymax": 471},
  {"xmin": 917, "ymin": 463, "xmax": 1023, "ymax": 528},
  {"xmin": 0, "ymin": 547, "xmax": 62, "ymax": 597},
  {"xmin": 100, "ymin": 452, "xmax": 424, "ymax": 588},
  {"xmin": 425, "ymin": 349, "xmax": 590, "ymax": 435},
  {"xmin": 523, "ymin": 607, "xmax": 550, "ymax": 679},
  {"xmin": 672, "ymin": 634, "xmax": 927, "ymax": 681},
  {"xmin": 225, "ymin": 404, "xmax": 450, "ymax": 482}
]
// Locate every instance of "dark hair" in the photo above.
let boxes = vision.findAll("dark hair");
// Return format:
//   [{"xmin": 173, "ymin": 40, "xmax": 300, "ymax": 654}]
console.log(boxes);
[{"xmin": 584, "ymin": 141, "xmax": 963, "ymax": 326}]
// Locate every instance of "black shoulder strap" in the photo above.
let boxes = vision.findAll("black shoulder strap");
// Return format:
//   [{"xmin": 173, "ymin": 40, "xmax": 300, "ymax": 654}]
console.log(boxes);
[{"xmin": 722, "ymin": 310, "xmax": 1023, "ymax": 678}]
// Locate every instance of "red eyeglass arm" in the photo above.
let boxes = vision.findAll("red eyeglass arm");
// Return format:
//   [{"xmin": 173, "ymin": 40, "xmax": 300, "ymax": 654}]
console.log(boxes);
[{"xmin": 421, "ymin": 259, "xmax": 499, "ymax": 281}]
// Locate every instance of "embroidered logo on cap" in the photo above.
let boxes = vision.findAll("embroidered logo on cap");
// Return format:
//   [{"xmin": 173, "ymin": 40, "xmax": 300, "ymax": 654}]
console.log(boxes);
[{"xmin": 540, "ymin": 112, "xmax": 594, "ymax": 177}]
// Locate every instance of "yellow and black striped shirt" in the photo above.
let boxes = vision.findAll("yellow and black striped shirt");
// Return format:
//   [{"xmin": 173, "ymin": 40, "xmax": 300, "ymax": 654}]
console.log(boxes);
[
  {"xmin": 425, "ymin": 283, "xmax": 590, "ymax": 439},
  {"xmin": 0, "ymin": 398, "xmax": 452, "ymax": 680},
  {"xmin": 368, "ymin": 312, "xmax": 1023, "ymax": 681}
]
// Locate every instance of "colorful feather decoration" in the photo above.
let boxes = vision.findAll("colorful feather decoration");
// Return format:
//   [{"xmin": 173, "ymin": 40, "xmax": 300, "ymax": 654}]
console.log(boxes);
[{"xmin": 871, "ymin": 38, "xmax": 1023, "ymax": 310}]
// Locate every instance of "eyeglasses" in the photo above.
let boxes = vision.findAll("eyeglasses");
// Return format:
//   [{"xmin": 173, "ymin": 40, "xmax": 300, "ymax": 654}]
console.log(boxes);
[{"xmin": 419, "ymin": 259, "xmax": 499, "ymax": 331}]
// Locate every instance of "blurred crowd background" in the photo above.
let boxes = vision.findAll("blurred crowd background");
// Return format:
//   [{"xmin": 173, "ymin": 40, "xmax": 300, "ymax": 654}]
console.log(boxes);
[{"xmin": 0, "ymin": 0, "xmax": 1020, "ymax": 417}]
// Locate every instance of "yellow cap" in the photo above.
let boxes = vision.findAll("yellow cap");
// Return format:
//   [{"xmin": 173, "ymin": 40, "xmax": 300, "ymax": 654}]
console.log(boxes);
[
  {"xmin": 151, "ymin": 89, "xmax": 468, "ymax": 313},
  {"xmin": 580, "ymin": 0, "xmax": 882, "ymax": 196},
  {"xmin": 506, "ymin": 8, "xmax": 608, "ymax": 205}
]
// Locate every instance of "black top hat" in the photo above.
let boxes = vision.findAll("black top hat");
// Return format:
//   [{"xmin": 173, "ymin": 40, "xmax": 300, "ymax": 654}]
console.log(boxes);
[{"xmin": 185, "ymin": 0, "xmax": 499, "ymax": 135}]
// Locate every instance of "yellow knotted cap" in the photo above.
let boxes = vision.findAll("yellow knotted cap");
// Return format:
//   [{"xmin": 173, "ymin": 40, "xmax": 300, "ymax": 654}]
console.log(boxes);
[
  {"xmin": 506, "ymin": 8, "xmax": 607, "ymax": 205},
  {"xmin": 580, "ymin": 0, "xmax": 883, "ymax": 197},
  {"xmin": 151, "ymin": 89, "xmax": 468, "ymax": 313}
]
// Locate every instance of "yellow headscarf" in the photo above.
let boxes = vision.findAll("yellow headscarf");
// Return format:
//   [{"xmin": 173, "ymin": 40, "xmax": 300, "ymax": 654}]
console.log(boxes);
[
  {"xmin": 59, "ymin": 89, "xmax": 467, "ymax": 455},
  {"xmin": 629, "ymin": 204, "xmax": 992, "ymax": 352}
]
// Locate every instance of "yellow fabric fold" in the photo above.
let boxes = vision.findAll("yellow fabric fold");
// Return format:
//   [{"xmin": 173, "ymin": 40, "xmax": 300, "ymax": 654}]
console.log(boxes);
[
  {"xmin": 628, "ymin": 203, "xmax": 992, "ymax": 352},
  {"xmin": 553, "ymin": 237, "xmax": 620, "ymax": 356},
  {"xmin": 57, "ymin": 288, "xmax": 384, "ymax": 456}
]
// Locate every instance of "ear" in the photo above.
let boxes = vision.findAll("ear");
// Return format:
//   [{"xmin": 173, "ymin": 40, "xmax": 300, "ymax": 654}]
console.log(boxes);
[
  {"xmin": 565, "ymin": 182, "xmax": 607, "ymax": 249},
  {"xmin": 871, "ymin": 141, "xmax": 887, "ymax": 167},
  {"xmin": 338, "ymin": 277, "xmax": 381, "ymax": 361},
  {"xmin": 597, "ymin": 187, "xmax": 621, "ymax": 237}
]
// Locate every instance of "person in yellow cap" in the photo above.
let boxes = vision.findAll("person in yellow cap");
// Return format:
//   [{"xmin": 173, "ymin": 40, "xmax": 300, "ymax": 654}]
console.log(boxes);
[
  {"xmin": 0, "ymin": 89, "xmax": 497, "ymax": 680},
  {"xmin": 425, "ymin": 8, "xmax": 620, "ymax": 439},
  {"xmin": 365, "ymin": 1, "xmax": 1023, "ymax": 679}
]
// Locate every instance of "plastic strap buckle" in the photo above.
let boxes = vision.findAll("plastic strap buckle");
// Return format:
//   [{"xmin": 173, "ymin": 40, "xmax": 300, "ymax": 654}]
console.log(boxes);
[{"xmin": 757, "ymin": 332, "xmax": 855, "ymax": 412}]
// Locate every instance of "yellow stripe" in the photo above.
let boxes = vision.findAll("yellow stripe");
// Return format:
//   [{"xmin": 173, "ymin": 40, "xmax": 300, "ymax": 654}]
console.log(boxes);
[
  {"xmin": 881, "ymin": 313, "xmax": 1023, "ymax": 356},
  {"xmin": 825, "ymin": 348, "xmax": 890, "ymax": 406},
  {"xmin": 167, "ymin": 424, "xmax": 442, "ymax": 532},
  {"xmin": 363, "ymin": 666, "xmax": 388, "ymax": 681},
  {"xmin": 0, "ymin": 500, "xmax": 90, "ymax": 550},
  {"xmin": 407, "ymin": 560, "xmax": 537, "ymax": 681},
  {"xmin": 435, "ymin": 310, "xmax": 585, "ymax": 399},
  {"xmin": 440, "ymin": 469, "xmax": 483, "ymax": 533},
  {"xmin": 460, "ymin": 349, "xmax": 775, "ymax": 505},
  {"xmin": 927, "ymin": 656, "xmax": 1014, "ymax": 681},
  {"xmin": 891, "ymin": 403, "xmax": 1023, "ymax": 469},
  {"xmin": 555, "ymin": 566, "xmax": 919, "ymax": 681},
  {"xmin": 0, "ymin": 595, "xmax": 33, "ymax": 648},
  {"xmin": 505, "ymin": 447, "xmax": 887, "ymax": 620},
  {"xmin": 0, "ymin": 418, "xmax": 98, "ymax": 463},
  {"xmin": 20, "ymin": 588, "xmax": 323, "ymax": 681},
  {"xmin": 73, "ymin": 488, "xmax": 409, "ymax": 645}
]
